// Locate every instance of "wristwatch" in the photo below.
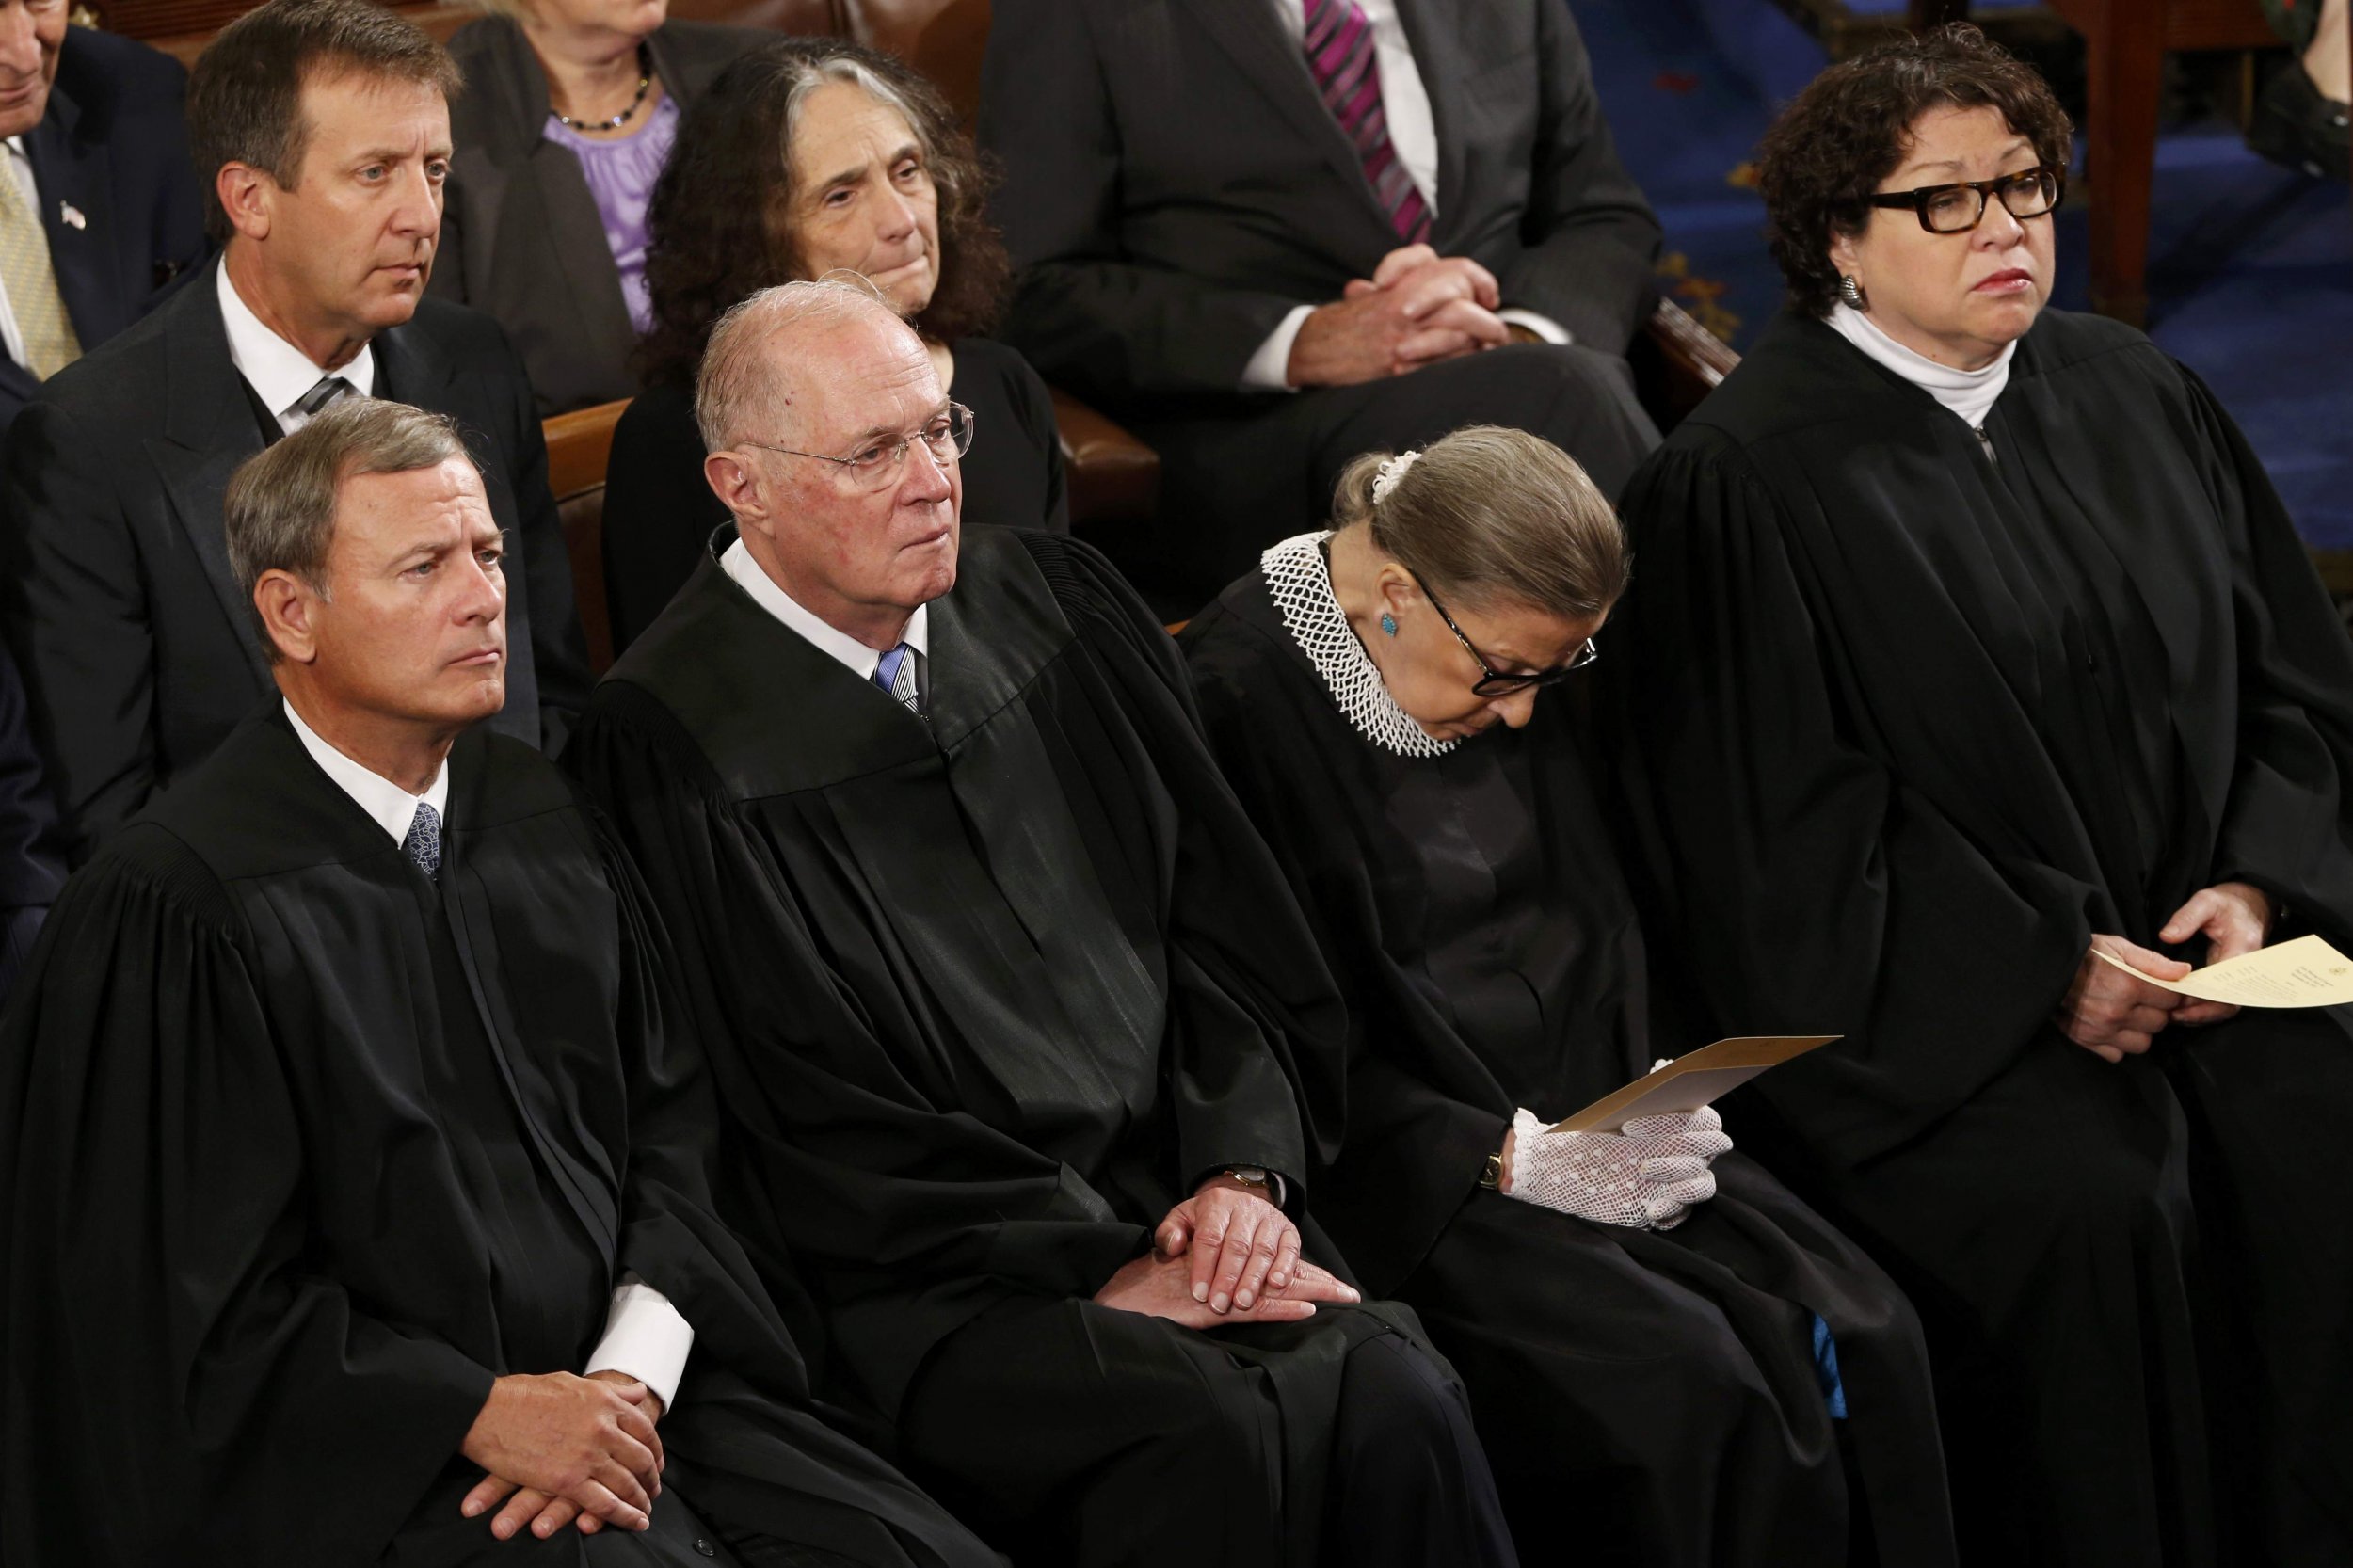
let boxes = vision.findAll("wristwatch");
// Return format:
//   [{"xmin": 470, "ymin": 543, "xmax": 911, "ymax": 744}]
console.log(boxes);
[
  {"xmin": 1222, "ymin": 1166, "xmax": 1271, "ymax": 1191},
  {"xmin": 1480, "ymin": 1150, "xmax": 1505, "ymax": 1190}
]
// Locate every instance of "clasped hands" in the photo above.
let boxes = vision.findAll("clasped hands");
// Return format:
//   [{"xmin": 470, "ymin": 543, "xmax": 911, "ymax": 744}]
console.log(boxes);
[
  {"xmin": 1287, "ymin": 244, "xmax": 1521, "ymax": 387},
  {"xmin": 1094, "ymin": 1173, "xmax": 1361, "ymax": 1328},
  {"xmin": 458, "ymin": 1368, "xmax": 665, "ymax": 1542},
  {"xmin": 2056, "ymin": 881, "xmax": 2273, "ymax": 1062}
]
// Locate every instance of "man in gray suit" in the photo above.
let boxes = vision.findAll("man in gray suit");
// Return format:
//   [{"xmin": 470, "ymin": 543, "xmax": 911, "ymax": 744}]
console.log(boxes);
[{"xmin": 983, "ymin": 0, "xmax": 1664, "ymax": 597}]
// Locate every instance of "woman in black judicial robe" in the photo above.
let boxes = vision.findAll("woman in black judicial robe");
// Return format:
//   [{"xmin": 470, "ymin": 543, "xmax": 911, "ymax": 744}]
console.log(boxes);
[
  {"xmin": 1613, "ymin": 26, "xmax": 2353, "ymax": 1567},
  {"xmin": 0, "ymin": 707, "xmax": 999, "ymax": 1568},
  {"xmin": 1180, "ymin": 428, "xmax": 1955, "ymax": 1568},
  {"xmin": 601, "ymin": 40, "xmax": 1066, "ymax": 654}
]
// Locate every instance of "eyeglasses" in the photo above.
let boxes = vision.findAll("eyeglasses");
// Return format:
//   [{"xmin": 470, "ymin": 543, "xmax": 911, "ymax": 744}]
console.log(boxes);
[
  {"xmin": 1417, "ymin": 578, "xmax": 1599, "ymax": 697},
  {"xmin": 741, "ymin": 401, "xmax": 974, "ymax": 492},
  {"xmin": 1860, "ymin": 165, "xmax": 2066, "ymax": 234}
]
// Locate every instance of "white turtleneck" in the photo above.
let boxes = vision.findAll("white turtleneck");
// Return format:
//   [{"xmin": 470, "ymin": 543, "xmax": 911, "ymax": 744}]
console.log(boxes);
[{"xmin": 1825, "ymin": 302, "xmax": 2015, "ymax": 436}]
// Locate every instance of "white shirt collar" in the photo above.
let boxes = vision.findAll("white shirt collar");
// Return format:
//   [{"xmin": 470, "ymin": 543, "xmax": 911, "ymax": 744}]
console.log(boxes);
[
  {"xmin": 216, "ymin": 263, "xmax": 376, "ymax": 427},
  {"xmin": 284, "ymin": 699, "xmax": 450, "ymax": 846},
  {"xmin": 719, "ymin": 537, "xmax": 928, "ymax": 680},
  {"xmin": 1825, "ymin": 302, "xmax": 2014, "ymax": 431}
]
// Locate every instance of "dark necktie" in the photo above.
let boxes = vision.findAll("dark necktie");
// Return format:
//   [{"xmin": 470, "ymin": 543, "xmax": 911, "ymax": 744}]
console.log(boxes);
[
  {"xmin": 291, "ymin": 374, "xmax": 355, "ymax": 426},
  {"xmin": 403, "ymin": 802, "xmax": 441, "ymax": 879},
  {"xmin": 1302, "ymin": 0, "xmax": 1432, "ymax": 244}
]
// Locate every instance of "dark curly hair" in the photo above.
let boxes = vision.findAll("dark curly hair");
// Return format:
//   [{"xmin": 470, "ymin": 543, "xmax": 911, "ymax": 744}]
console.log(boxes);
[
  {"xmin": 635, "ymin": 38, "xmax": 1010, "ymax": 390},
  {"xmin": 1755, "ymin": 24, "xmax": 2073, "ymax": 317}
]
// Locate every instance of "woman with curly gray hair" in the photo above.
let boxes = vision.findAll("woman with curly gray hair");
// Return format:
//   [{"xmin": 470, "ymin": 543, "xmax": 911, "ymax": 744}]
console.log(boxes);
[
  {"xmin": 1616, "ymin": 24, "xmax": 2353, "ymax": 1565},
  {"xmin": 1182, "ymin": 425, "xmax": 1957, "ymax": 1566}
]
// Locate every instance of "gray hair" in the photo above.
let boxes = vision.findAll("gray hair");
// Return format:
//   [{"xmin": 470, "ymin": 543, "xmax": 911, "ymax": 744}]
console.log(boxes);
[
  {"xmin": 694, "ymin": 275, "xmax": 904, "ymax": 454},
  {"xmin": 225, "ymin": 398, "xmax": 477, "ymax": 663},
  {"xmin": 1332, "ymin": 425, "xmax": 1630, "ymax": 621}
]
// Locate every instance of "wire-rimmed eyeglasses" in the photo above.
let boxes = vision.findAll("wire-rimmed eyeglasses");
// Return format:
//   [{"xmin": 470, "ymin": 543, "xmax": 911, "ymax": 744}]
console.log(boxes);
[
  {"xmin": 741, "ymin": 401, "xmax": 975, "ymax": 492},
  {"xmin": 1417, "ymin": 578, "xmax": 1599, "ymax": 698},
  {"xmin": 1860, "ymin": 165, "xmax": 2066, "ymax": 234}
]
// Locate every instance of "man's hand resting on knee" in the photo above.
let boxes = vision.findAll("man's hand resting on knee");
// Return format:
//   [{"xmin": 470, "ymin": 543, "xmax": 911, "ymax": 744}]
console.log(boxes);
[
  {"xmin": 459, "ymin": 1370, "xmax": 665, "ymax": 1540},
  {"xmin": 1096, "ymin": 1174, "xmax": 1362, "ymax": 1326}
]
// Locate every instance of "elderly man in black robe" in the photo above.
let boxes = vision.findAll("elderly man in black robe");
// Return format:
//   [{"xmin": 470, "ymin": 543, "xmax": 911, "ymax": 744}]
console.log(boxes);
[
  {"xmin": 567, "ymin": 279, "xmax": 1517, "ymax": 1568},
  {"xmin": 0, "ymin": 397, "xmax": 1000, "ymax": 1568}
]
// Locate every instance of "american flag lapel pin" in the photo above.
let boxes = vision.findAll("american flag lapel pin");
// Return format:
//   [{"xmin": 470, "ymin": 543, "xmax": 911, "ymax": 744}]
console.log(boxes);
[{"xmin": 58, "ymin": 203, "xmax": 84, "ymax": 231}]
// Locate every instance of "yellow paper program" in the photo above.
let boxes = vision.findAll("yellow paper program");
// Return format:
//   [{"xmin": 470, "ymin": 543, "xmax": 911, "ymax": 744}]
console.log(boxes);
[{"xmin": 2095, "ymin": 934, "xmax": 2353, "ymax": 1009}]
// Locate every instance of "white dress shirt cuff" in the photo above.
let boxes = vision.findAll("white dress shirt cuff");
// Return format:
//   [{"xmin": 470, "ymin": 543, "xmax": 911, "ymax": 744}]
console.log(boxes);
[
  {"xmin": 1497, "ymin": 308, "xmax": 1573, "ymax": 346},
  {"xmin": 1241, "ymin": 304, "xmax": 1318, "ymax": 392},
  {"xmin": 584, "ymin": 1275, "xmax": 695, "ymax": 1414}
]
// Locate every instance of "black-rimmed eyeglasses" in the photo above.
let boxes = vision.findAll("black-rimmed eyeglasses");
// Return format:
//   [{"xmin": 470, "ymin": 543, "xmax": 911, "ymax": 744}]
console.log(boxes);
[
  {"xmin": 1417, "ymin": 578, "xmax": 1599, "ymax": 697},
  {"xmin": 1860, "ymin": 165, "xmax": 2066, "ymax": 234},
  {"xmin": 741, "ymin": 401, "xmax": 975, "ymax": 492}
]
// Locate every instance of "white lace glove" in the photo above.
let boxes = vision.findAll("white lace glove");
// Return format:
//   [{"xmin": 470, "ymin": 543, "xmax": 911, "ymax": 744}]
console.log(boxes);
[{"xmin": 1503, "ymin": 1103, "xmax": 1734, "ymax": 1230}]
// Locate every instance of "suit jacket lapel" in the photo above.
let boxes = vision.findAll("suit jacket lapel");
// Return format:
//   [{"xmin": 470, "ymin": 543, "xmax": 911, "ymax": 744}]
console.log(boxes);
[
  {"xmin": 22, "ymin": 80, "xmax": 124, "ymax": 349},
  {"xmin": 1190, "ymin": 0, "xmax": 1398, "ymax": 246},
  {"xmin": 154, "ymin": 263, "xmax": 271, "ymax": 686}
]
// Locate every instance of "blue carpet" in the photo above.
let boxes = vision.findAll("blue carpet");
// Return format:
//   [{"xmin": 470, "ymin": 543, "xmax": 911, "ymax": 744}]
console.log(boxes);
[{"xmin": 1577, "ymin": 0, "xmax": 2353, "ymax": 550}]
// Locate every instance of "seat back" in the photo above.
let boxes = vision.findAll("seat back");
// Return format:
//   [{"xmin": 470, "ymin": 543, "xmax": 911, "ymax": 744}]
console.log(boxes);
[{"xmin": 542, "ymin": 398, "xmax": 631, "ymax": 676}]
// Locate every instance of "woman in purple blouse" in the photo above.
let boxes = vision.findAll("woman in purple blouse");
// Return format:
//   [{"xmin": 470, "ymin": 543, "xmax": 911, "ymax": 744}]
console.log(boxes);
[{"xmin": 438, "ymin": 0, "xmax": 757, "ymax": 414}]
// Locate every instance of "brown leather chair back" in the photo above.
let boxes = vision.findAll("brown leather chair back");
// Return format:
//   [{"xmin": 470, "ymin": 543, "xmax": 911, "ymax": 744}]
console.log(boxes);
[{"xmin": 542, "ymin": 398, "xmax": 630, "ymax": 676}]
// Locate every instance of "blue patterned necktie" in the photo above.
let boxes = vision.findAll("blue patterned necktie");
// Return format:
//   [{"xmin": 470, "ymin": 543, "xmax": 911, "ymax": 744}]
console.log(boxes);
[
  {"xmin": 873, "ymin": 642, "xmax": 921, "ymax": 717},
  {"xmin": 403, "ymin": 802, "xmax": 441, "ymax": 879}
]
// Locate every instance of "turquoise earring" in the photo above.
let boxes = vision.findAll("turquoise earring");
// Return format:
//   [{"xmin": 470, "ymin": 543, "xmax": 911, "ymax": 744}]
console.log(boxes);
[{"xmin": 1380, "ymin": 613, "xmax": 1399, "ymax": 637}]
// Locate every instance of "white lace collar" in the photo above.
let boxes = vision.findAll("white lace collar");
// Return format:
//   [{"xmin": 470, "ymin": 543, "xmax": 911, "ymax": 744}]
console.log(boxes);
[{"xmin": 1261, "ymin": 531, "xmax": 1455, "ymax": 759}]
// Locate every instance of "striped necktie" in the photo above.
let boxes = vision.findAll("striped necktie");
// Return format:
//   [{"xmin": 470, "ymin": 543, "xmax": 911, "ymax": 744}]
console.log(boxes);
[
  {"xmin": 0, "ymin": 168, "xmax": 79, "ymax": 381},
  {"xmin": 1302, "ymin": 0, "xmax": 1432, "ymax": 245},
  {"xmin": 873, "ymin": 642, "xmax": 921, "ymax": 717},
  {"xmin": 288, "ymin": 374, "xmax": 355, "ymax": 431}
]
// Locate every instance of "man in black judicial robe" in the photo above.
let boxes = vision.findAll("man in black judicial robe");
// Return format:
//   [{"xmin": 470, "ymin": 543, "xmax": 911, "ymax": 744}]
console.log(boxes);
[
  {"xmin": 1180, "ymin": 538, "xmax": 1956, "ymax": 1568},
  {"xmin": 0, "ymin": 398, "xmax": 999, "ymax": 1568},
  {"xmin": 1615, "ymin": 305, "xmax": 2353, "ymax": 1564},
  {"xmin": 567, "ymin": 280, "xmax": 1518, "ymax": 1568}
]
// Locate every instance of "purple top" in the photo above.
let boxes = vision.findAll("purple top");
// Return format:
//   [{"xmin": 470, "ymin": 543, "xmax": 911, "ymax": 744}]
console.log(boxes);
[{"xmin": 542, "ymin": 91, "xmax": 680, "ymax": 335}]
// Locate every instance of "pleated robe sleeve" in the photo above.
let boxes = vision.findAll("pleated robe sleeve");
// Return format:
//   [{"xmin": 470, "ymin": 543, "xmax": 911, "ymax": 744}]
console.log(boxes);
[
  {"xmin": 1016, "ymin": 532, "xmax": 1346, "ymax": 1194},
  {"xmin": 2179, "ymin": 368, "xmax": 2353, "ymax": 935},
  {"xmin": 0, "ymin": 824, "xmax": 493, "ymax": 1568},
  {"xmin": 1614, "ymin": 437, "xmax": 2105, "ymax": 1166},
  {"xmin": 1183, "ymin": 601, "xmax": 1510, "ymax": 1296}
]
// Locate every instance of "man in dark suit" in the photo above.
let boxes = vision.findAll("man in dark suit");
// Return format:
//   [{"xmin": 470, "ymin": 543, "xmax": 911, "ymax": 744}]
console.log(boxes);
[
  {"xmin": 983, "ymin": 0, "xmax": 1665, "ymax": 597},
  {"xmin": 1, "ymin": 0, "xmax": 591, "ymax": 861},
  {"xmin": 0, "ymin": 8, "xmax": 209, "ymax": 434}
]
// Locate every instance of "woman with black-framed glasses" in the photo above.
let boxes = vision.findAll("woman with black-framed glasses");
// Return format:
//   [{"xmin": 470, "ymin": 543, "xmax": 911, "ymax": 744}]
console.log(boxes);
[
  {"xmin": 1616, "ymin": 24, "xmax": 2353, "ymax": 1566},
  {"xmin": 1179, "ymin": 425, "xmax": 1957, "ymax": 1567}
]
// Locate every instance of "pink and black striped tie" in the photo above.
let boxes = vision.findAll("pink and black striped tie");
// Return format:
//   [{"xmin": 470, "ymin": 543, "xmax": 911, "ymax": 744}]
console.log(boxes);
[{"xmin": 1302, "ymin": 0, "xmax": 1432, "ymax": 244}]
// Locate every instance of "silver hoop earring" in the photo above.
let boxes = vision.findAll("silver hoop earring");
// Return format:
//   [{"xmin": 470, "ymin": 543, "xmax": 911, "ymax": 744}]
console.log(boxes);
[{"xmin": 1838, "ymin": 274, "xmax": 1868, "ymax": 311}]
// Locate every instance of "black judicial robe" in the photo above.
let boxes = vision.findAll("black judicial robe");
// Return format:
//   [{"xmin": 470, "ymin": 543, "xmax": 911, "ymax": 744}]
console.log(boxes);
[
  {"xmin": 1180, "ymin": 568, "xmax": 1954, "ymax": 1568},
  {"xmin": 1615, "ymin": 308, "xmax": 2353, "ymax": 1564},
  {"xmin": 568, "ymin": 528, "xmax": 1445, "ymax": 1557},
  {"xmin": 0, "ymin": 709, "xmax": 997, "ymax": 1568}
]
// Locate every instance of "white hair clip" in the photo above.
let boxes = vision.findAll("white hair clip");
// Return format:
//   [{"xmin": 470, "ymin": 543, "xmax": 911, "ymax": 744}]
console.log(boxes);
[{"xmin": 1371, "ymin": 450, "xmax": 1421, "ymax": 505}]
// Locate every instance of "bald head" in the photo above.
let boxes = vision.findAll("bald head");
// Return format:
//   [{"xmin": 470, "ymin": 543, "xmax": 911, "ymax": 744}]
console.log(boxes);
[
  {"xmin": 696, "ymin": 275, "xmax": 961, "ymax": 653},
  {"xmin": 695, "ymin": 278, "xmax": 922, "ymax": 455}
]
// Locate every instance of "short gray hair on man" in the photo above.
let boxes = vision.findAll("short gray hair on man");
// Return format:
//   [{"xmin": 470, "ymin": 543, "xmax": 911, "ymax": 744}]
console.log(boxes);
[
  {"xmin": 224, "ymin": 398, "xmax": 478, "ymax": 663},
  {"xmin": 693, "ymin": 275, "xmax": 904, "ymax": 455}
]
